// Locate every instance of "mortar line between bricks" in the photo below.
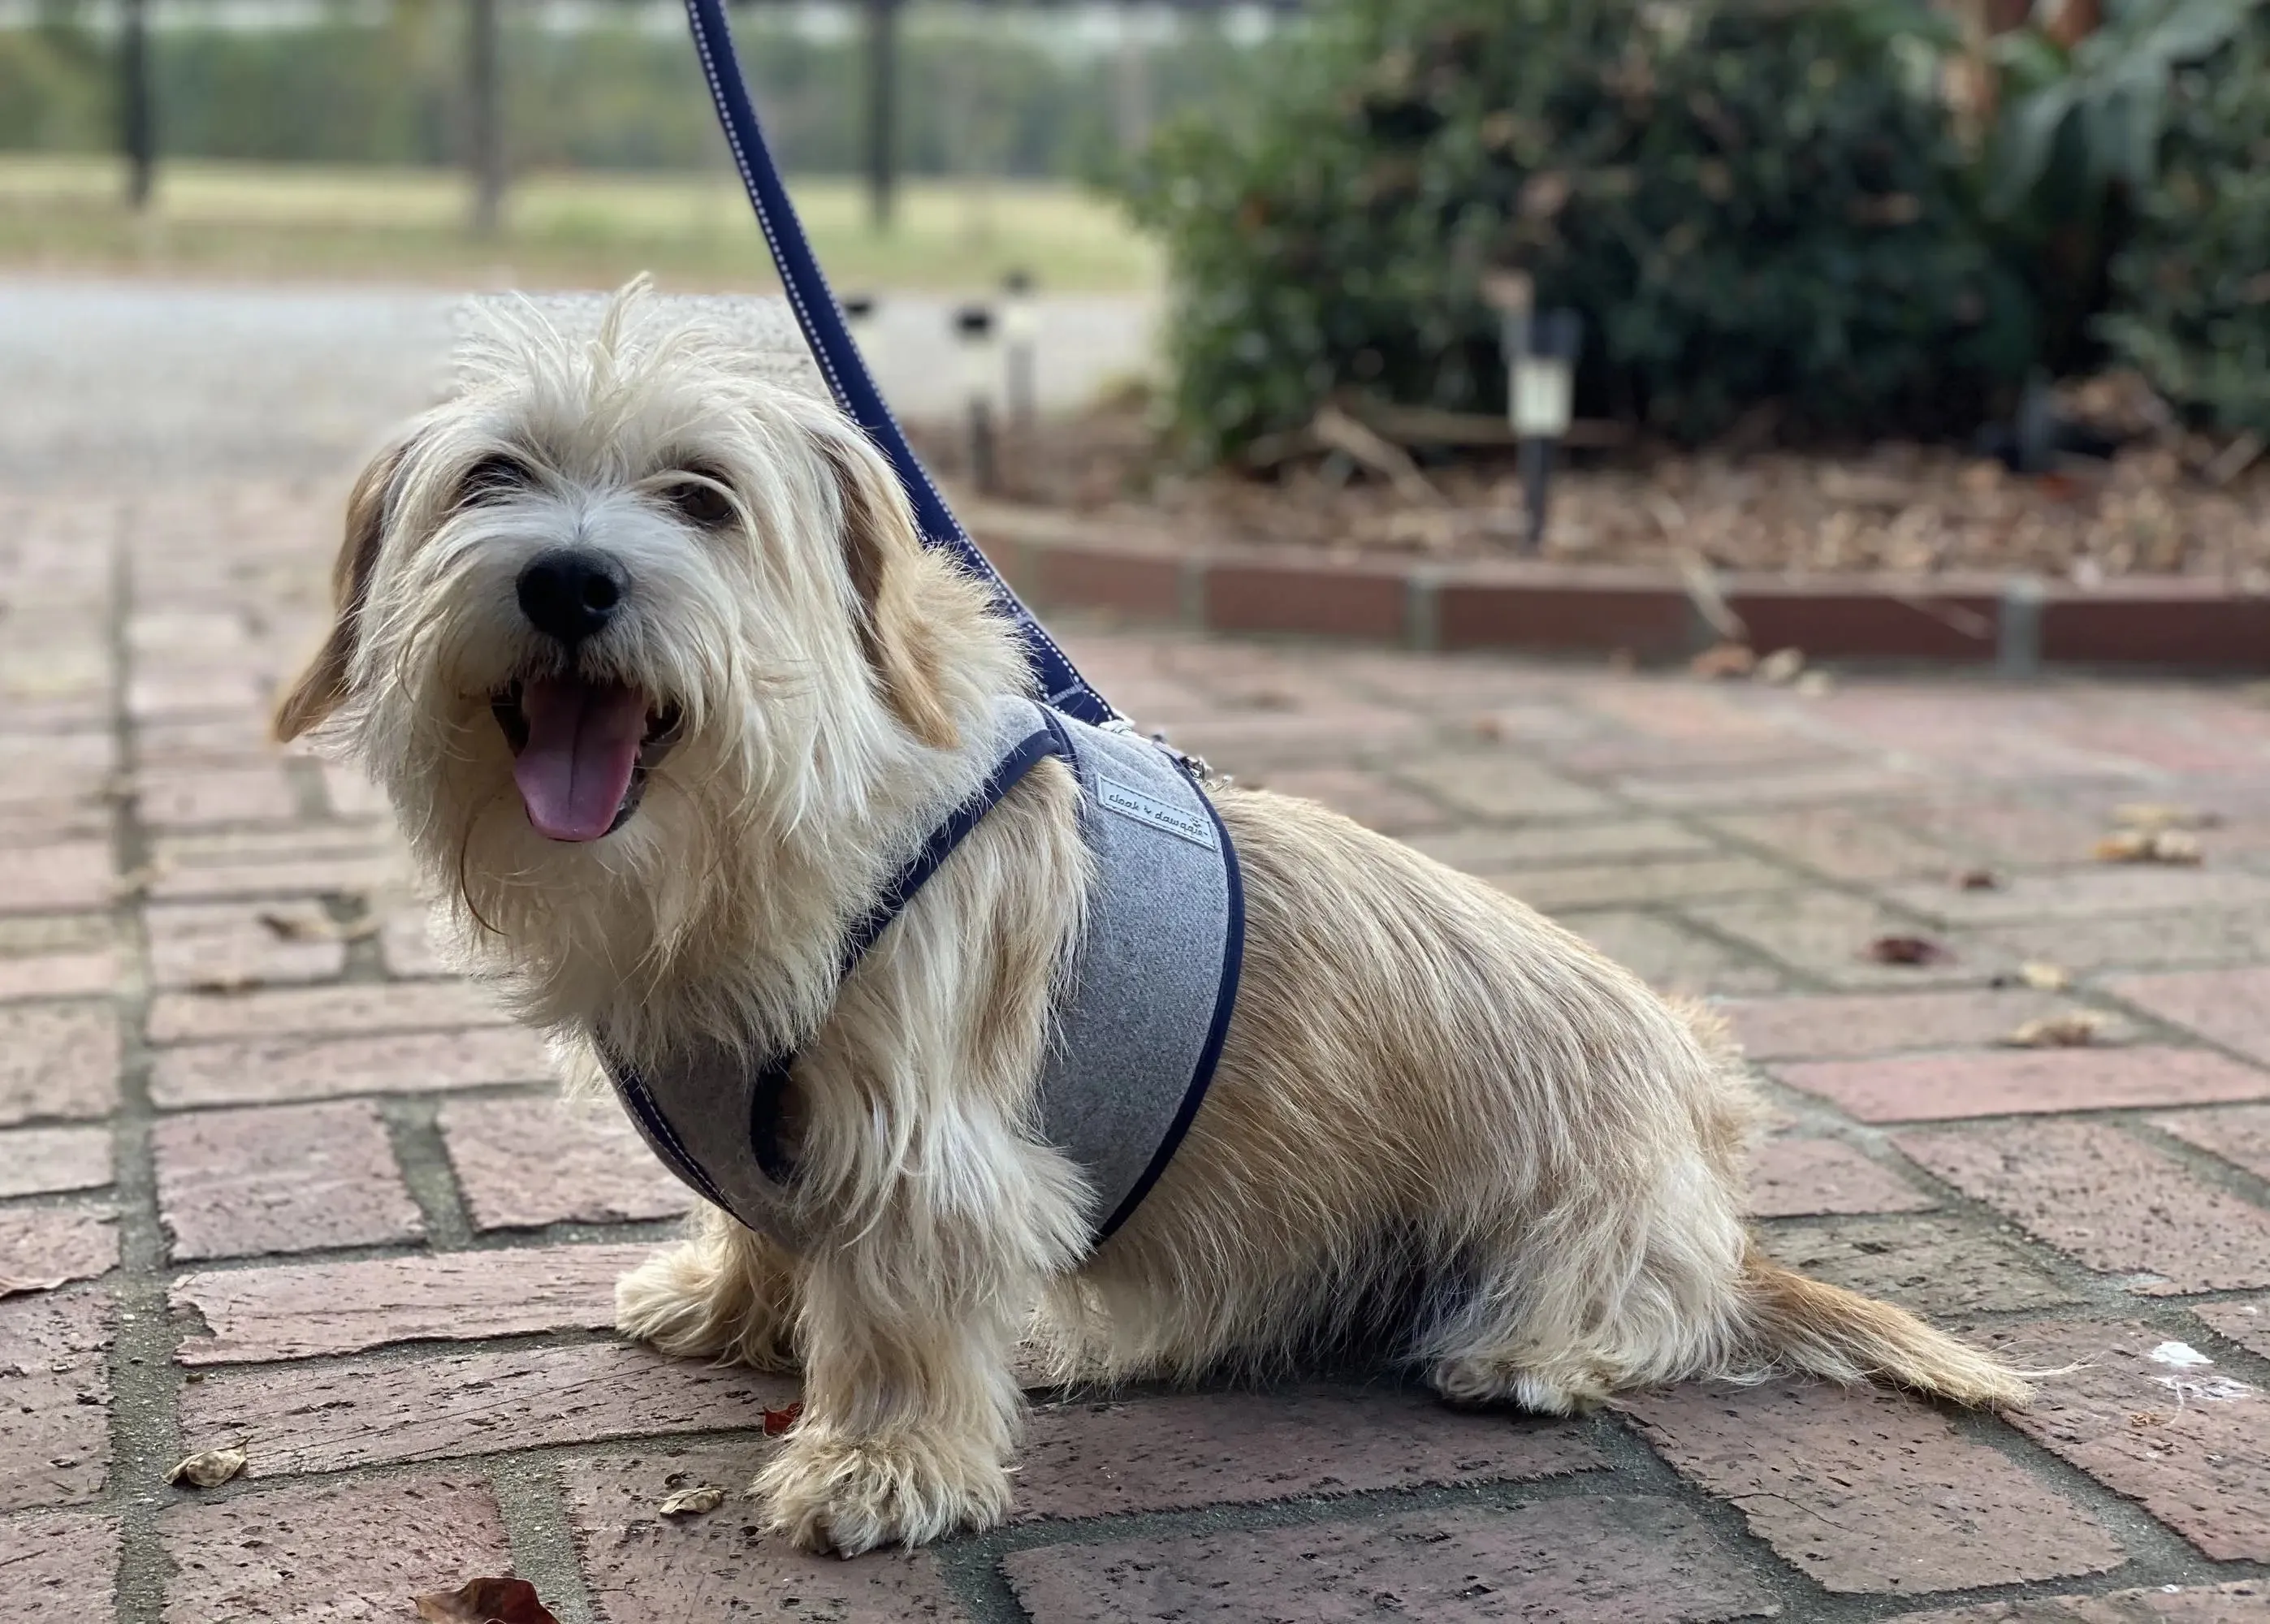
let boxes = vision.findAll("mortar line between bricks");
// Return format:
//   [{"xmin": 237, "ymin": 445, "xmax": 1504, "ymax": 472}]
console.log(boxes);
[
  {"xmin": 378, "ymin": 1095, "xmax": 477, "ymax": 1250},
  {"xmin": 486, "ymin": 1458, "xmax": 599, "ymax": 1624},
  {"xmin": 102, "ymin": 503, "xmax": 192, "ymax": 1624},
  {"xmin": 153, "ymin": 1215, "xmax": 687, "ymax": 1278}
]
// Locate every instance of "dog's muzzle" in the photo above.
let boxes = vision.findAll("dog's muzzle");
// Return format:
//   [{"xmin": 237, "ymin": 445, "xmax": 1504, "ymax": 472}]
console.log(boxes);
[{"xmin": 491, "ymin": 676, "xmax": 682, "ymax": 841}]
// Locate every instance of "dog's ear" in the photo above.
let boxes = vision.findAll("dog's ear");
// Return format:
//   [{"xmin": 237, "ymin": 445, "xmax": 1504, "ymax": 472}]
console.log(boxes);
[
  {"xmin": 821, "ymin": 432, "xmax": 960, "ymax": 751},
  {"xmin": 273, "ymin": 436, "xmax": 411, "ymax": 743}
]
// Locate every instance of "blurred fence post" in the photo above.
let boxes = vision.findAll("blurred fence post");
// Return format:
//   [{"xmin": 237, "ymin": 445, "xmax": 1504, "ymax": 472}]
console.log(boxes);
[
  {"xmin": 120, "ymin": 0, "xmax": 154, "ymax": 209},
  {"xmin": 1113, "ymin": 2, "xmax": 1151, "ymax": 157},
  {"xmin": 864, "ymin": 0, "xmax": 900, "ymax": 231},
  {"xmin": 469, "ymin": 0, "xmax": 506, "ymax": 235}
]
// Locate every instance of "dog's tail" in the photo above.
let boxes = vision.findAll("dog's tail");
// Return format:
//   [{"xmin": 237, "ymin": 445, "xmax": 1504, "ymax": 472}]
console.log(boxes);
[{"xmin": 1735, "ymin": 1246, "xmax": 2033, "ymax": 1408}]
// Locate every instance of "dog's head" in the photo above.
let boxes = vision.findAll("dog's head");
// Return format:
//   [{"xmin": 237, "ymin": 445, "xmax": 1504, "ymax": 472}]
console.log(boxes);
[{"xmin": 277, "ymin": 285, "xmax": 1010, "ymax": 988}]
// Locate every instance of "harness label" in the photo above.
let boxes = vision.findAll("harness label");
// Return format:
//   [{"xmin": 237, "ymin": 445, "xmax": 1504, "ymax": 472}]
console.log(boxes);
[{"xmin": 1097, "ymin": 775, "xmax": 1216, "ymax": 849}]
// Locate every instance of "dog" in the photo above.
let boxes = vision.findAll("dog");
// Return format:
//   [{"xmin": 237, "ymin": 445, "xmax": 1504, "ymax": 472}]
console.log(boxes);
[{"xmin": 276, "ymin": 284, "xmax": 2028, "ymax": 1557}]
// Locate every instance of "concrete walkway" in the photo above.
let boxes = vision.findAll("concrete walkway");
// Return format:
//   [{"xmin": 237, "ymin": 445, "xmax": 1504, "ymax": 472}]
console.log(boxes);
[{"xmin": 0, "ymin": 279, "xmax": 1153, "ymax": 486}]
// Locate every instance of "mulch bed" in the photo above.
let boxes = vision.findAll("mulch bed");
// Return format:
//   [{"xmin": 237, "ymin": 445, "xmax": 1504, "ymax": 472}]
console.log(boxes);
[{"xmin": 910, "ymin": 377, "xmax": 2270, "ymax": 585}]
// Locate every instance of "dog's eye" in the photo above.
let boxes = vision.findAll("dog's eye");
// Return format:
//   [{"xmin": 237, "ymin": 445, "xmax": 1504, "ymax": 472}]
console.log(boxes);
[
  {"xmin": 665, "ymin": 477, "xmax": 735, "ymax": 528},
  {"xmin": 456, "ymin": 454, "xmax": 531, "ymax": 508}
]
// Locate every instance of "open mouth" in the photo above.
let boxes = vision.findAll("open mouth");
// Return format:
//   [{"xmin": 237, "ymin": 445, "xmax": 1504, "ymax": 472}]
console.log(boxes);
[{"xmin": 491, "ymin": 676, "xmax": 683, "ymax": 843}]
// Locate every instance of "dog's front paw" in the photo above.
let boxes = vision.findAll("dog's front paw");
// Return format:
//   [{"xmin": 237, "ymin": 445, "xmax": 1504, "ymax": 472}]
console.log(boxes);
[
  {"xmin": 615, "ymin": 1237, "xmax": 795, "ymax": 1370},
  {"xmin": 754, "ymin": 1427, "xmax": 1012, "ymax": 1556}
]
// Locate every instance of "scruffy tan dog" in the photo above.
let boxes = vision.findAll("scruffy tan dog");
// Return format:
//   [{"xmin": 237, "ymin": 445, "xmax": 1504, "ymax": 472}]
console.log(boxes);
[{"xmin": 278, "ymin": 286, "xmax": 2026, "ymax": 1557}]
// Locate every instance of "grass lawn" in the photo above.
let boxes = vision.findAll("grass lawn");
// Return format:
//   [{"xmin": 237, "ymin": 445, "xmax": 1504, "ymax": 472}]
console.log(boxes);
[{"xmin": 0, "ymin": 154, "xmax": 1163, "ymax": 294}]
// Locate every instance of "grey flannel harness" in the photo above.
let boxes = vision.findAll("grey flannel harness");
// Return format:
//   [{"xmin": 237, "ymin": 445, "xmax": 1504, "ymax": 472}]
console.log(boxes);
[{"xmin": 603, "ymin": 696, "xmax": 1244, "ymax": 1251}]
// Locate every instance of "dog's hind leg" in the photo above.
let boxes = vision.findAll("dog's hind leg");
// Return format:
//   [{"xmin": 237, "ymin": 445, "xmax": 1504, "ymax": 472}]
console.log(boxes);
[
  {"xmin": 615, "ymin": 1201, "xmax": 801, "ymax": 1371},
  {"xmin": 1417, "ymin": 1174, "xmax": 1749, "ymax": 1415}
]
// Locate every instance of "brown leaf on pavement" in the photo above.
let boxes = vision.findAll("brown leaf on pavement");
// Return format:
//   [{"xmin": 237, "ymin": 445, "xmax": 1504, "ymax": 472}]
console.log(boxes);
[
  {"xmin": 2094, "ymin": 828, "xmax": 2203, "ymax": 865},
  {"xmin": 2000, "ymin": 1012, "xmax": 2110, "ymax": 1048},
  {"xmin": 255, "ymin": 910, "xmax": 380, "ymax": 944},
  {"xmin": 411, "ymin": 1577, "xmax": 561, "ymax": 1624},
  {"xmin": 2019, "ymin": 961, "xmax": 2073, "ymax": 991},
  {"xmin": 1862, "ymin": 935, "xmax": 1954, "ymax": 965},
  {"xmin": 762, "ymin": 1402, "xmax": 802, "ymax": 1437},
  {"xmin": 166, "ymin": 1449, "xmax": 247, "ymax": 1488},
  {"xmin": 659, "ymin": 1485, "xmax": 728, "ymax": 1518}
]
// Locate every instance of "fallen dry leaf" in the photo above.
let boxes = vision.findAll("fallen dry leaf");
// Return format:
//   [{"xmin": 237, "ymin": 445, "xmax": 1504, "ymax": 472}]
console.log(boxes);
[
  {"xmin": 187, "ymin": 971, "xmax": 265, "ymax": 994},
  {"xmin": 255, "ymin": 910, "xmax": 380, "ymax": 944},
  {"xmin": 2000, "ymin": 1011, "xmax": 2110, "ymax": 1048},
  {"xmin": 109, "ymin": 862, "xmax": 170, "ymax": 901},
  {"xmin": 0, "ymin": 1274, "xmax": 67, "ymax": 1299},
  {"xmin": 1863, "ymin": 935, "xmax": 1954, "ymax": 966},
  {"xmin": 412, "ymin": 1577, "xmax": 561, "ymax": 1624},
  {"xmin": 166, "ymin": 1449, "xmax": 247, "ymax": 1488},
  {"xmin": 2094, "ymin": 828, "xmax": 2203, "ymax": 865},
  {"xmin": 1688, "ymin": 641, "xmax": 1757, "ymax": 680},
  {"xmin": 2112, "ymin": 801, "xmax": 2220, "ymax": 831},
  {"xmin": 1755, "ymin": 646, "xmax": 1806, "ymax": 685},
  {"xmin": 762, "ymin": 1402, "xmax": 802, "ymax": 1437},
  {"xmin": 1956, "ymin": 868, "xmax": 2001, "ymax": 891},
  {"xmin": 659, "ymin": 1484, "xmax": 728, "ymax": 1518},
  {"xmin": 2019, "ymin": 961, "xmax": 2073, "ymax": 991}
]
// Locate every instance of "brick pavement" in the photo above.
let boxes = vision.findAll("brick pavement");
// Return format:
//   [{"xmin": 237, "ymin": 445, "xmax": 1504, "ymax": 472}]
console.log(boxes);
[{"xmin": 6, "ymin": 482, "xmax": 2270, "ymax": 1622}]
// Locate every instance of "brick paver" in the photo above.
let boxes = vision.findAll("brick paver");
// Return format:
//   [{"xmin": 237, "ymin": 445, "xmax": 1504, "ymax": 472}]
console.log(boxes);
[
  {"xmin": 1013, "ymin": 1389, "xmax": 1601, "ymax": 1520},
  {"xmin": 1619, "ymin": 1381, "xmax": 2125, "ymax": 1592},
  {"xmin": 0, "ymin": 1003, "xmax": 119, "ymax": 1124},
  {"xmin": 1899, "ymin": 1121, "xmax": 2270, "ymax": 1292},
  {"xmin": 567, "ymin": 1449, "xmax": 968, "ymax": 1623},
  {"xmin": 1781, "ymin": 1047, "xmax": 2270, "ymax": 1121},
  {"xmin": 157, "ymin": 1477, "xmax": 514, "ymax": 1623},
  {"xmin": 0, "ymin": 1206, "xmax": 119, "ymax": 1290},
  {"xmin": 13, "ymin": 472, "xmax": 2270, "ymax": 1618},
  {"xmin": 0, "ymin": 1513, "xmax": 119, "ymax": 1618},
  {"xmin": 178, "ymin": 1343, "xmax": 795, "ymax": 1475},
  {"xmin": 0, "ymin": 1288, "xmax": 112, "ymax": 1512},
  {"xmin": 0, "ymin": 1124, "xmax": 111, "ymax": 1197},
  {"xmin": 1001, "ymin": 1497, "xmax": 1779, "ymax": 1622},
  {"xmin": 170, "ymin": 1242, "xmax": 655, "ymax": 1363},
  {"xmin": 1986, "ymin": 1320, "xmax": 2270, "ymax": 1562},
  {"xmin": 151, "ymin": 1099, "xmax": 423, "ymax": 1259},
  {"xmin": 1747, "ymin": 1136, "xmax": 1939, "ymax": 1216},
  {"xmin": 149, "ymin": 1026, "xmax": 551, "ymax": 1108},
  {"xmin": 439, "ymin": 1095, "xmax": 695, "ymax": 1229}
]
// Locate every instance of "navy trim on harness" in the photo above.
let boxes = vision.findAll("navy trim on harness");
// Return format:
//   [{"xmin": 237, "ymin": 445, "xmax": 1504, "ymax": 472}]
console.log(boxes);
[
  {"xmin": 1094, "ymin": 783, "xmax": 1243, "ymax": 1242},
  {"xmin": 746, "ymin": 721, "xmax": 1073, "ymax": 1180},
  {"xmin": 680, "ymin": 0, "xmax": 1117, "ymax": 728}
]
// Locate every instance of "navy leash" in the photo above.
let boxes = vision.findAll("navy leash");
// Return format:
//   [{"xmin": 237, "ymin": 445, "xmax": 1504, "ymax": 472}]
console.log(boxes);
[{"xmin": 681, "ymin": 0, "xmax": 1119, "ymax": 728}]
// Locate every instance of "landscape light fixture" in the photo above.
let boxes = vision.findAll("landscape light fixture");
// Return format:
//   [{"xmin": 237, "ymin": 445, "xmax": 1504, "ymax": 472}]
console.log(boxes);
[
  {"xmin": 1001, "ymin": 269, "xmax": 1040, "ymax": 436},
  {"xmin": 1509, "ymin": 306, "xmax": 1583, "ymax": 553},
  {"xmin": 953, "ymin": 303, "xmax": 1000, "ymax": 496}
]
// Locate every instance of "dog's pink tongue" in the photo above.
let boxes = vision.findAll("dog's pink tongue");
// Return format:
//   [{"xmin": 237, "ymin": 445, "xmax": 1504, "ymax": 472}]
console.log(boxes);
[{"xmin": 512, "ymin": 676, "xmax": 646, "ymax": 842}]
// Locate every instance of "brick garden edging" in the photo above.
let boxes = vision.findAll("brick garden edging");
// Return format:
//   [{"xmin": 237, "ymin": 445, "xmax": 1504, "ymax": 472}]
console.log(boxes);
[{"xmin": 972, "ymin": 504, "xmax": 2270, "ymax": 673}]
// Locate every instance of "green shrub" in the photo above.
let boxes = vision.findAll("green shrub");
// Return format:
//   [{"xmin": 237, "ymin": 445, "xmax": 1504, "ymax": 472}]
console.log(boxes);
[
  {"xmin": 1123, "ymin": 0, "xmax": 2036, "ymax": 459},
  {"xmin": 2099, "ymin": 19, "xmax": 2270, "ymax": 435}
]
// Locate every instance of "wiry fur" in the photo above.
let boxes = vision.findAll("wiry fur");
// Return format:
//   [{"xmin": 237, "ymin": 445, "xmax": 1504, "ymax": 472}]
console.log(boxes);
[{"xmin": 282, "ymin": 282, "xmax": 2029, "ymax": 1557}]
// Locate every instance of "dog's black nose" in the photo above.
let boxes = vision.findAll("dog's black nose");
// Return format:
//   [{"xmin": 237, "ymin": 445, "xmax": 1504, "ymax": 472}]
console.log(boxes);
[{"xmin": 517, "ymin": 550, "xmax": 626, "ymax": 645}]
